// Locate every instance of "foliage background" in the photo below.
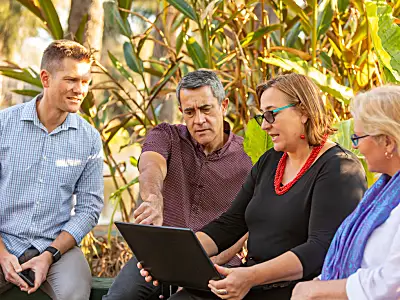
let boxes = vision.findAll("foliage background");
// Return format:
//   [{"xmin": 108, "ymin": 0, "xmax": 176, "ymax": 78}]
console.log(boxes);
[{"xmin": 0, "ymin": 0, "xmax": 399, "ymax": 277}]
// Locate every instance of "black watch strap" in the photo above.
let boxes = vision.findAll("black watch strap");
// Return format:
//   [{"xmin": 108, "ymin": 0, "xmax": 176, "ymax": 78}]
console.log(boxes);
[{"xmin": 44, "ymin": 246, "xmax": 61, "ymax": 264}]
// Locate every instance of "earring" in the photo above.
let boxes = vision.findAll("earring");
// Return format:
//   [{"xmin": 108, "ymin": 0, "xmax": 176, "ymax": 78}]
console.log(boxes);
[
  {"xmin": 300, "ymin": 134, "xmax": 305, "ymax": 140},
  {"xmin": 385, "ymin": 152, "xmax": 394, "ymax": 159}
]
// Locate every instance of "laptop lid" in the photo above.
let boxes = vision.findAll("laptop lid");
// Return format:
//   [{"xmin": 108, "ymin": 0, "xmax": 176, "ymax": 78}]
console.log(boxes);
[{"xmin": 115, "ymin": 221, "xmax": 222, "ymax": 291}]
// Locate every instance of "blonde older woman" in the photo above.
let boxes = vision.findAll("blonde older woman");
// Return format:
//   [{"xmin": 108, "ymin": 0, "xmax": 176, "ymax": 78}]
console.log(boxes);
[{"xmin": 291, "ymin": 85, "xmax": 400, "ymax": 300}]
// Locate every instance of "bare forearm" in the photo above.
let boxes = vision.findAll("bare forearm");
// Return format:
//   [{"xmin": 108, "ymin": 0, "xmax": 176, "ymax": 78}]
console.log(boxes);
[
  {"xmin": 196, "ymin": 232, "xmax": 218, "ymax": 257},
  {"xmin": 212, "ymin": 233, "xmax": 248, "ymax": 265},
  {"xmin": 50, "ymin": 231, "xmax": 77, "ymax": 255},
  {"xmin": 138, "ymin": 152, "xmax": 167, "ymax": 202},
  {"xmin": 251, "ymin": 251, "xmax": 303, "ymax": 286}
]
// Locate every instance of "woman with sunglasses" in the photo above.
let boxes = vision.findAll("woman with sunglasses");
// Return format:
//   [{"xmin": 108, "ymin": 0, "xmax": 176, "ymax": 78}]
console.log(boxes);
[
  {"xmin": 139, "ymin": 73, "xmax": 367, "ymax": 299},
  {"xmin": 291, "ymin": 86, "xmax": 400, "ymax": 300}
]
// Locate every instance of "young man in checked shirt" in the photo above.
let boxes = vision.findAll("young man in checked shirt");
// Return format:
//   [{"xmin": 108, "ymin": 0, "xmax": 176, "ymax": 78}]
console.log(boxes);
[
  {"xmin": 104, "ymin": 70, "xmax": 252, "ymax": 300},
  {"xmin": 0, "ymin": 40, "xmax": 104, "ymax": 299}
]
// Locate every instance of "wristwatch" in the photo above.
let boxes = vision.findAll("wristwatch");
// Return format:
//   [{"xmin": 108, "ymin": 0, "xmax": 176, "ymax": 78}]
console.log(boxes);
[{"xmin": 44, "ymin": 246, "xmax": 62, "ymax": 264}]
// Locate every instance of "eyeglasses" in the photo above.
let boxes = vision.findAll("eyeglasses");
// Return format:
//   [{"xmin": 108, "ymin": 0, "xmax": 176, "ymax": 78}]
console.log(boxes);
[
  {"xmin": 350, "ymin": 133, "xmax": 369, "ymax": 147},
  {"xmin": 254, "ymin": 103, "xmax": 295, "ymax": 125}
]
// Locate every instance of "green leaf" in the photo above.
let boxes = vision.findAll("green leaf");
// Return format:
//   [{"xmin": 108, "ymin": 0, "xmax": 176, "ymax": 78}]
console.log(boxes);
[
  {"xmin": 0, "ymin": 67, "xmax": 43, "ymax": 88},
  {"xmin": 16, "ymin": 0, "xmax": 44, "ymax": 21},
  {"xmin": 11, "ymin": 89, "xmax": 42, "ymax": 97},
  {"xmin": 338, "ymin": 0, "xmax": 350, "ymax": 13},
  {"xmin": 108, "ymin": 51, "xmax": 134, "ymax": 83},
  {"xmin": 366, "ymin": 1, "xmax": 400, "ymax": 82},
  {"xmin": 166, "ymin": 0, "xmax": 197, "ymax": 21},
  {"xmin": 320, "ymin": 51, "xmax": 333, "ymax": 70},
  {"xmin": 80, "ymin": 91, "xmax": 96, "ymax": 117},
  {"xmin": 243, "ymin": 119, "xmax": 273, "ymax": 165},
  {"xmin": 317, "ymin": 0, "xmax": 333, "ymax": 38},
  {"xmin": 123, "ymin": 42, "xmax": 144, "ymax": 75},
  {"xmin": 104, "ymin": 1, "xmax": 132, "ymax": 38},
  {"xmin": 240, "ymin": 24, "xmax": 282, "ymax": 48},
  {"xmin": 331, "ymin": 119, "xmax": 376, "ymax": 186},
  {"xmin": 281, "ymin": 0, "xmax": 311, "ymax": 33},
  {"xmin": 37, "ymin": 0, "xmax": 64, "ymax": 39},
  {"xmin": 118, "ymin": 0, "xmax": 133, "ymax": 21},
  {"xmin": 75, "ymin": 14, "xmax": 88, "ymax": 44},
  {"xmin": 259, "ymin": 54, "xmax": 354, "ymax": 103},
  {"xmin": 186, "ymin": 37, "xmax": 208, "ymax": 69},
  {"xmin": 176, "ymin": 28, "xmax": 186, "ymax": 54},
  {"xmin": 149, "ymin": 58, "xmax": 182, "ymax": 103},
  {"xmin": 129, "ymin": 156, "xmax": 138, "ymax": 167}
]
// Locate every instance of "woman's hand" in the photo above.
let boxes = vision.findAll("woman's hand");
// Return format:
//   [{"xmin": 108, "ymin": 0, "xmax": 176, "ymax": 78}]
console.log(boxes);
[
  {"xmin": 291, "ymin": 281, "xmax": 319, "ymax": 300},
  {"xmin": 208, "ymin": 264, "xmax": 254, "ymax": 299},
  {"xmin": 137, "ymin": 262, "xmax": 159, "ymax": 286}
]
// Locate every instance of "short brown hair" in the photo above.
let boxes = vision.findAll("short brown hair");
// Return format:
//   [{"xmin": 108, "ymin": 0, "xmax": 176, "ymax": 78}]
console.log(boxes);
[
  {"xmin": 256, "ymin": 73, "xmax": 336, "ymax": 146},
  {"xmin": 41, "ymin": 40, "xmax": 91, "ymax": 73}
]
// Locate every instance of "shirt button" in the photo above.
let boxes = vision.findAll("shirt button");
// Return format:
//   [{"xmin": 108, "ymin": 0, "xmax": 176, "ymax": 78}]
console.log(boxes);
[
  {"xmin": 36, "ymin": 201, "xmax": 40, "ymax": 205},
  {"xmin": 43, "ymin": 155, "xmax": 47, "ymax": 160},
  {"xmin": 39, "ymin": 179, "xmax": 44, "ymax": 183}
]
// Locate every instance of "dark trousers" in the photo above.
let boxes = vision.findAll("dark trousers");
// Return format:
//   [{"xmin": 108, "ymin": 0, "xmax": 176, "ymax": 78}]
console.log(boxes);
[{"xmin": 102, "ymin": 256, "xmax": 177, "ymax": 300}]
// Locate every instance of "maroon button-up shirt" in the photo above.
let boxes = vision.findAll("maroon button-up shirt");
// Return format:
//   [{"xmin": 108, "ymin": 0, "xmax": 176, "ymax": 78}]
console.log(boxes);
[{"xmin": 141, "ymin": 122, "xmax": 252, "ymax": 232}]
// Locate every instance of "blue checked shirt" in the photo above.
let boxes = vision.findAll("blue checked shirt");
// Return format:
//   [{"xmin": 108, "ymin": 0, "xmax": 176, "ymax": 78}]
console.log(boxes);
[{"xmin": 0, "ymin": 96, "xmax": 104, "ymax": 257}]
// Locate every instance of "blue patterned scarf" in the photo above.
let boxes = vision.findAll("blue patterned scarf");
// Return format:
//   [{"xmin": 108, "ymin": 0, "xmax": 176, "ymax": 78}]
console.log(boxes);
[{"xmin": 321, "ymin": 170, "xmax": 400, "ymax": 280}]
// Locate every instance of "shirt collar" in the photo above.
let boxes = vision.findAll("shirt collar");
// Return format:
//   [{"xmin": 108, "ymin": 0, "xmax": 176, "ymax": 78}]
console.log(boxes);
[{"xmin": 20, "ymin": 94, "xmax": 78, "ymax": 130}]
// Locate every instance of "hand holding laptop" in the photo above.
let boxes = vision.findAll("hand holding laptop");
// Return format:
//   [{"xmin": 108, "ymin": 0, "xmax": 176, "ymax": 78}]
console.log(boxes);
[{"xmin": 137, "ymin": 261, "xmax": 159, "ymax": 286}]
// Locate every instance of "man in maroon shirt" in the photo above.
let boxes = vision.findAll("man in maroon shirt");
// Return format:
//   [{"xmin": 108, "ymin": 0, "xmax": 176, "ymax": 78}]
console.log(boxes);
[{"xmin": 103, "ymin": 70, "xmax": 252, "ymax": 300}]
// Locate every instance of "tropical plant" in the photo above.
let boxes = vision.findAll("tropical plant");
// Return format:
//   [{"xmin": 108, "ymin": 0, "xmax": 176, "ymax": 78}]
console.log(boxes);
[{"xmin": 1, "ymin": 0, "xmax": 400, "ymax": 276}]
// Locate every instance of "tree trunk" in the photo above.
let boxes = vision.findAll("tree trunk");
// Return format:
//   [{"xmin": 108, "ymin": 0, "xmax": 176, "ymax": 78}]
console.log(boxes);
[{"xmin": 68, "ymin": 0, "xmax": 104, "ymax": 60}]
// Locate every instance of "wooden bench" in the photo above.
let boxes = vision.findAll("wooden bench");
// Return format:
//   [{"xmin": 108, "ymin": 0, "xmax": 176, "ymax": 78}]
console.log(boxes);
[{"xmin": 2, "ymin": 277, "xmax": 114, "ymax": 300}]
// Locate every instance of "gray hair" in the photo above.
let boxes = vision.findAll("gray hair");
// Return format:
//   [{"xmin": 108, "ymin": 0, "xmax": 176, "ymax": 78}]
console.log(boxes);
[{"xmin": 176, "ymin": 70, "xmax": 225, "ymax": 105}]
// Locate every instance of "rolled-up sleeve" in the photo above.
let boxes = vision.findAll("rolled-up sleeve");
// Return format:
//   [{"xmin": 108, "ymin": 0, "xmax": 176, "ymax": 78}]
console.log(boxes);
[
  {"xmin": 346, "ymin": 224, "xmax": 400, "ymax": 300},
  {"xmin": 62, "ymin": 131, "xmax": 104, "ymax": 244},
  {"xmin": 291, "ymin": 154, "xmax": 367, "ymax": 278}
]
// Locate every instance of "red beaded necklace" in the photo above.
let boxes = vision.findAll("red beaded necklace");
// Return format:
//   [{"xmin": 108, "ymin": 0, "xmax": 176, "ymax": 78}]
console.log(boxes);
[{"xmin": 274, "ymin": 136, "xmax": 328, "ymax": 195}]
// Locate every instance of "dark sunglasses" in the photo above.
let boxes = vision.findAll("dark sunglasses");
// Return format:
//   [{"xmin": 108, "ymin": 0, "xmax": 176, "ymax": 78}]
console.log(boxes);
[
  {"xmin": 254, "ymin": 103, "xmax": 295, "ymax": 125},
  {"xmin": 350, "ymin": 133, "xmax": 369, "ymax": 147}
]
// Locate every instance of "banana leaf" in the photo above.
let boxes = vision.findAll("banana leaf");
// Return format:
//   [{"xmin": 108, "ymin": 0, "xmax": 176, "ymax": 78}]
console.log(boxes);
[{"xmin": 366, "ymin": 1, "xmax": 400, "ymax": 82}]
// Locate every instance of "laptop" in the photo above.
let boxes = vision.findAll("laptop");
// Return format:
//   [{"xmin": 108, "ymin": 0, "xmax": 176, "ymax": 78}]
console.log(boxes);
[{"xmin": 115, "ymin": 221, "xmax": 222, "ymax": 291}]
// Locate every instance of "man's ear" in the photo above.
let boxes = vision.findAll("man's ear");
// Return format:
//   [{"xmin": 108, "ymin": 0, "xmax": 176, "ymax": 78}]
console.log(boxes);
[
  {"xmin": 178, "ymin": 106, "xmax": 182, "ymax": 113},
  {"xmin": 221, "ymin": 98, "xmax": 229, "ymax": 115},
  {"xmin": 40, "ymin": 69, "xmax": 51, "ymax": 88}
]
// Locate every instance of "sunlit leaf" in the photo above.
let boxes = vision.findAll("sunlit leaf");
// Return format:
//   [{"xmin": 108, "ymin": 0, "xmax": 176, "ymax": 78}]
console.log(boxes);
[
  {"xmin": 166, "ymin": 0, "xmax": 197, "ymax": 21},
  {"xmin": 317, "ymin": 0, "xmax": 333, "ymax": 38},
  {"xmin": 129, "ymin": 156, "xmax": 138, "ymax": 167},
  {"xmin": 123, "ymin": 42, "xmax": 144, "ymax": 75},
  {"xmin": 240, "ymin": 24, "xmax": 281, "ymax": 48},
  {"xmin": 11, "ymin": 89, "xmax": 42, "ymax": 97},
  {"xmin": 186, "ymin": 37, "xmax": 208, "ymax": 69},
  {"xmin": 108, "ymin": 51, "xmax": 134, "ymax": 83},
  {"xmin": 0, "ymin": 67, "xmax": 42, "ymax": 88},
  {"xmin": 118, "ymin": 0, "xmax": 133, "ymax": 21},
  {"xmin": 75, "ymin": 14, "xmax": 88, "ymax": 44},
  {"xmin": 104, "ymin": 0, "xmax": 132, "ymax": 38},
  {"xmin": 243, "ymin": 119, "xmax": 273, "ymax": 165},
  {"xmin": 259, "ymin": 54, "xmax": 353, "ymax": 103},
  {"xmin": 37, "ymin": 0, "xmax": 63, "ymax": 39},
  {"xmin": 366, "ymin": 1, "xmax": 400, "ymax": 82},
  {"xmin": 16, "ymin": 0, "xmax": 44, "ymax": 21}
]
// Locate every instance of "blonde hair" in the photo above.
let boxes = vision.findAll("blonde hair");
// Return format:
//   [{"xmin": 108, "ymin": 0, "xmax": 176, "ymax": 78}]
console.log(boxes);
[
  {"xmin": 256, "ymin": 73, "xmax": 336, "ymax": 146},
  {"xmin": 351, "ymin": 85, "xmax": 400, "ymax": 149}
]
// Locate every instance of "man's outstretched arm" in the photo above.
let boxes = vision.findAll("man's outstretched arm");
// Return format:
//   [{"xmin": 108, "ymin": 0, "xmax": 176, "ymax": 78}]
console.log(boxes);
[{"xmin": 133, "ymin": 151, "xmax": 167, "ymax": 226}]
